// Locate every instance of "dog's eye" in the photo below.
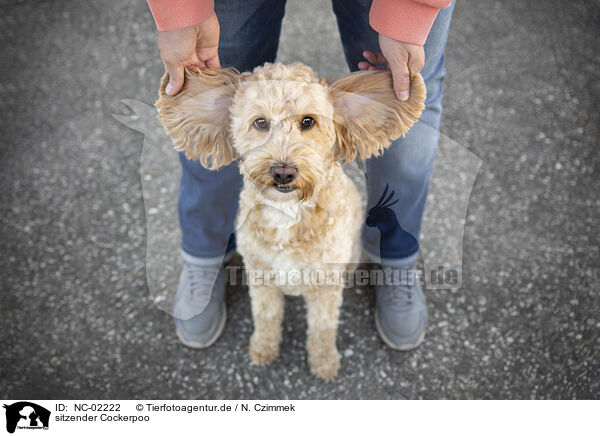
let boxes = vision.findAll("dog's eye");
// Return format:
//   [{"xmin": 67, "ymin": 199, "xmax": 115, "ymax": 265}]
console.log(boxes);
[
  {"xmin": 300, "ymin": 116, "xmax": 315, "ymax": 130},
  {"xmin": 253, "ymin": 118, "xmax": 269, "ymax": 131}
]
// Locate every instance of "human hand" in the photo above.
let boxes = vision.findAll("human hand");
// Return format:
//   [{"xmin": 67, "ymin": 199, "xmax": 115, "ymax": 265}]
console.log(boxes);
[
  {"xmin": 158, "ymin": 12, "xmax": 221, "ymax": 95},
  {"xmin": 358, "ymin": 34, "xmax": 425, "ymax": 101}
]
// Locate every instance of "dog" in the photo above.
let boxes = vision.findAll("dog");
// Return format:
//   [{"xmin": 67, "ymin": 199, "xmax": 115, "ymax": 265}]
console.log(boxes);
[{"xmin": 156, "ymin": 63, "xmax": 425, "ymax": 379}]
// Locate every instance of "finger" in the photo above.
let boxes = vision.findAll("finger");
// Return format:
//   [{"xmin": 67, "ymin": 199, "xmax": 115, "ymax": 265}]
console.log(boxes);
[
  {"xmin": 389, "ymin": 59, "xmax": 411, "ymax": 101},
  {"xmin": 196, "ymin": 47, "xmax": 221, "ymax": 69},
  {"xmin": 186, "ymin": 63, "xmax": 207, "ymax": 72},
  {"xmin": 362, "ymin": 51, "xmax": 387, "ymax": 65},
  {"xmin": 188, "ymin": 51, "xmax": 203, "ymax": 65},
  {"xmin": 205, "ymin": 53, "xmax": 221, "ymax": 69},
  {"xmin": 164, "ymin": 61, "xmax": 185, "ymax": 95},
  {"xmin": 358, "ymin": 61, "xmax": 388, "ymax": 71},
  {"xmin": 408, "ymin": 51, "xmax": 425, "ymax": 75},
  {"xmin": 362, "ymin": 51, "xmax": 378, "ymax": 64}
]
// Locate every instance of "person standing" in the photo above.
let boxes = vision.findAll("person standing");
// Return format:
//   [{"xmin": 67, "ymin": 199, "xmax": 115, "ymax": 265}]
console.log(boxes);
[{"xmin": 147, "ymin": 0, "xmax": 455, "ymax": 350}]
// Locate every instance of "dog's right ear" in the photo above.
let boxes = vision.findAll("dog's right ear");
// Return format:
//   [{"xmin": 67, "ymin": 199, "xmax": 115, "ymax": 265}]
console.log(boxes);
[{"xmin": 156, "ymin": 67, "xmax": 242, "ymax": 169}]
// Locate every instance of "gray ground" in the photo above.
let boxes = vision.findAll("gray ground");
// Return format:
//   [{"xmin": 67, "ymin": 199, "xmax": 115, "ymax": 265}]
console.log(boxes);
[{"xmin": 0, "ymin": 0, "xmax": 598, "ymax": 399}]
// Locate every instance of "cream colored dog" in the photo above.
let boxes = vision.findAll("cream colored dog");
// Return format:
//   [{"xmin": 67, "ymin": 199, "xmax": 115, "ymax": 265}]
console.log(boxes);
[{"xmin": 156, "ymin": 63, "xmax": 425, "ymax": 379}]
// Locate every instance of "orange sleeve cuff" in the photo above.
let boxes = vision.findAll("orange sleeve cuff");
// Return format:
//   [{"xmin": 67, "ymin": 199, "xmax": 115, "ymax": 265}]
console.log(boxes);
[
  {"xmin": 147, "ymin": 0, "xmax": 214, "ymax": 32},
  {"xmin": 370, "ymin": 0, "xmax": 452, "ymax": 46}
]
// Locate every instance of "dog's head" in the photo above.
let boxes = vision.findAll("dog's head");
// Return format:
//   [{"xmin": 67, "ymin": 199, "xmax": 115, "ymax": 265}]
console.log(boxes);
[{"xmin": 156, "ymin": 63, "xmax": 425, "ymax": 202}]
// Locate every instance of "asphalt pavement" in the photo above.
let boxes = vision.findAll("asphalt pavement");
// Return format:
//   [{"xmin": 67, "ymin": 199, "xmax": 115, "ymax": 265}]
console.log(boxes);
[{"xmin": 0, "ymin": 0, "xmax": 598, "ymax": 399}]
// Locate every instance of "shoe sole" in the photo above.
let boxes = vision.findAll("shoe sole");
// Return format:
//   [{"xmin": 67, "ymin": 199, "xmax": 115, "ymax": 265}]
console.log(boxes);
[
  {"xmin": 375, "ymin": 308, "xmax": 425, "ymax": 351},
  {"xmin": 176, "ymin": 302, "xmax": 227, "ymax": 349}
]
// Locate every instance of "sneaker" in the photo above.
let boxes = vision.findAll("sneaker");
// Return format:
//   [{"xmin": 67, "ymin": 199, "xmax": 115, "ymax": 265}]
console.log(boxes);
[
  {"xmin": 173, "ymin": 255, "xmax": 228, "ymax": 349},
  {"xmin": 374, "ymin": 265, "xmax": 428, "ymax": 350}
]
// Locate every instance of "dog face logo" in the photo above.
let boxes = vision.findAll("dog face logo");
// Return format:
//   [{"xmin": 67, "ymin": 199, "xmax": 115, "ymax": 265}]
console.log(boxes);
[
  {"xmin": 366, "ymin": 184, "xmax": 419, "ymax": 257},
  {"xmin": 3, "ymin": 402, "xmax": 50, "ymax": 434}
]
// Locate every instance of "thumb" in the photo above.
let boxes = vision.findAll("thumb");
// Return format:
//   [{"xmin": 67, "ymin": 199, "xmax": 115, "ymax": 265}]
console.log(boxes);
[
  {"xmin": 389, "ymin": 59, "xmax": 411, "ymax": 101},
  {"xmin": 164, "ymin": 61, "xmax": 185, "ymax": 95}
]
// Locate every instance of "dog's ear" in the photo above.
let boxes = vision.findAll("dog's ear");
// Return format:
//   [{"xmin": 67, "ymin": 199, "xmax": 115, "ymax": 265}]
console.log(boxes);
[
  {"xmin": 329, "ymin": 70, "xmax": 426, "ymax": 162},
  {"xmin": 156, "ymin": 67, "xmax": 242, "ymax": 169}
]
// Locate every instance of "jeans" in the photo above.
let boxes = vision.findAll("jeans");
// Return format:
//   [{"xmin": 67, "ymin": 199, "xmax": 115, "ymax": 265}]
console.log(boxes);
[{"xmin": 178, "ymin": 0, "xmax": 455, "ymax": 262}]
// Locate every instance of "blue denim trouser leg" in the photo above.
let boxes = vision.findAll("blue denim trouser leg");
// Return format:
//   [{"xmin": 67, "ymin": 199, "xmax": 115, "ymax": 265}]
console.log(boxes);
[
  {"xmin": 178, "ymin": 0, "xmax": 287, "ymax": 258},
  {"xmin": 179, "ymin": 0, "xmax": 454, "ymax": 261},
  {"xmin": 332, "ymin": 0, "xmax": 455, "ymax": 264}
]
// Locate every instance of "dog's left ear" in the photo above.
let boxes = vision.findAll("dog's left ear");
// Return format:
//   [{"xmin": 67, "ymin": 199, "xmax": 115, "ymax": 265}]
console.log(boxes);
[
  {"xmin": 156, "ymin": 67, "xmax": 243, "ymax": 169},
  {"xmin": 329, "ymin": 70, "xmax": 426, "ymax": 162}
]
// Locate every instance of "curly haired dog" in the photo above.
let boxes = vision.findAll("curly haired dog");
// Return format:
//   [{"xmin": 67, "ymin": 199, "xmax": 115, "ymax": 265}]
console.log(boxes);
[{"xmin": 156, "ymin": 63, "xmax": 425, "ymax": 379}]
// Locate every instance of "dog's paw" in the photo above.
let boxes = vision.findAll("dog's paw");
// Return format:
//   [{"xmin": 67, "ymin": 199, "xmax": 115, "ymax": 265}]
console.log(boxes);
[
  {"xmin": 249, "ymin": 335, "xmax": 279, "ymax": 365},
  {"xmin": 309, "ymin": 351, "xmax": 340, "ymax": 380}
]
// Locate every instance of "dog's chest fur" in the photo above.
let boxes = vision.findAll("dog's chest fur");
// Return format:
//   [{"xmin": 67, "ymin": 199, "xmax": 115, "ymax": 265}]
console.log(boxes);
[{"xmin": 235, "ymin": 165, "xmax": 362, "ymax": 294}]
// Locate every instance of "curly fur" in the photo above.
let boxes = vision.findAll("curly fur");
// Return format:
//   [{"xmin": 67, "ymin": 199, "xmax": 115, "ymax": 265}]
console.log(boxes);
[
  {"xmin": 330, "ymin": 70, "xmax": 426, "ymax": 162},
  {"xmin": 156, "ymin": 62, "xmax": 425, "ymax": 379},
  {"xmin": 156, "ymin": 67, "xmax": 243, "ymax": 168}
]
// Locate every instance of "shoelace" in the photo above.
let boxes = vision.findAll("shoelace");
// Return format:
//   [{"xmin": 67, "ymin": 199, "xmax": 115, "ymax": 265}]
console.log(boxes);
[
  {"xmin": 184, "ymin": 261, "xmax": 220, "ymax": 301},
  {"xmin": 380, "ymin": 284, "xmax": 415, "ymax": 309}
]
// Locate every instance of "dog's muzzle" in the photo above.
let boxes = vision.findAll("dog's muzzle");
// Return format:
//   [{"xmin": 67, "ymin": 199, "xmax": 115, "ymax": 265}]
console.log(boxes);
[{"xmin": 271, "ymin": 165, "xmax": 297, "ymax": 193}]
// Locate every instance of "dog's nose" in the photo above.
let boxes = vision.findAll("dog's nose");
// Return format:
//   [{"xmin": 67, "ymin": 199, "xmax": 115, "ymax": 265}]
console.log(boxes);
[{"xmin": 271, "ymin": 165, "xmax": 297, "ymax": 184}]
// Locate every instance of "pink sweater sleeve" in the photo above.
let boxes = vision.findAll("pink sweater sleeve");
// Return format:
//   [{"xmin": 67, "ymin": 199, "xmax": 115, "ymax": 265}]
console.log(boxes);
[
  {"xmin": 370, "ymin": 0, "xmax": 452, "ymax": 45},
  {"xmin": 147, "ymin": 0, "xmax": 214, "ymax": 32},
  {"xmin": 147, "ymin": 0, "xmax": 449, "ymax": 44}
]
